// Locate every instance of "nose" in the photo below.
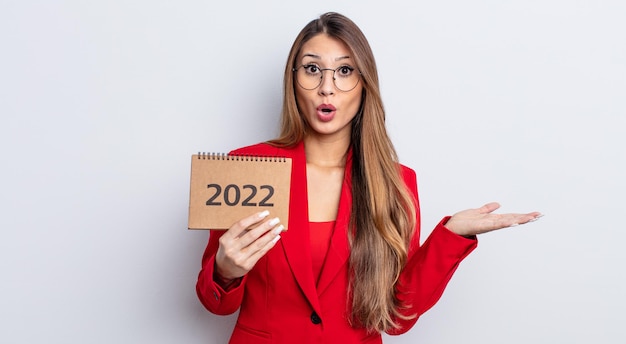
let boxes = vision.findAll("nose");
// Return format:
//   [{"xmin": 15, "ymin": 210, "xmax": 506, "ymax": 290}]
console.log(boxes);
[{"xmin": 318, "ymin": 70, "xmax": 335, "ymax": 96}]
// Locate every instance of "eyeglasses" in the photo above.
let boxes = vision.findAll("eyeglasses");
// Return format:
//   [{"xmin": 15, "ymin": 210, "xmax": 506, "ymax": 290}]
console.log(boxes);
[{"xmin": 293, "ymin": 64, "xmax": 361, "ymax": 92}]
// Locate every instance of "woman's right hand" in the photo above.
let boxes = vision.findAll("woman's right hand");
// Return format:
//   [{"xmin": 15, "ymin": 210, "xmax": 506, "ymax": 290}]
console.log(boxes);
[{"xmin": 214, "ymin": 210, "xmax": 284, "ymax": 280}]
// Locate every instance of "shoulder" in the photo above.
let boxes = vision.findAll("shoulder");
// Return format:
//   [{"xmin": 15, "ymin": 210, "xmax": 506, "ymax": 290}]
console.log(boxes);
[
  {"xmin": 397, "ymin": 163, "xmax": 419, "ymax": 204},
  {"xmin": 229, "ymin": 142, "xmax": 275, "ymax": 155},
  {"xmin": 229, "ymin": 142, "xmax": 301, "ymax": 158},
  {"xmin": 398, "ymin": 164, "xmax": 417, "ymax": 188}
]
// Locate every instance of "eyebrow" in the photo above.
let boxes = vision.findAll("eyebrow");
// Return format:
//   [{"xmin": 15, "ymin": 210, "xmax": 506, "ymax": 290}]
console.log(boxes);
[{"xmin": 301, "ymin": 53, "xmax": 352, "ymax": 61}]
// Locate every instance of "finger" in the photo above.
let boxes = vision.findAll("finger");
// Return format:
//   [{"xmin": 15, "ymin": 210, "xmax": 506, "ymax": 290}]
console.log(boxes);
[
  {"xmin": 500, "ymin": 212, "xmax": 543, "ymax": 228},
  {"xmin": 514, "ymin": 212, "xmax": 544, "ymax": 225},
  {"xmin": 244, "ymin": 230, "xmax": 283, "ymax": 267},
  {"xmin": 237, "ymin": 217, "xmax": 282, "ymax": 249},
  {"xmin": 478, "ymin": 202, "xmax": 501, "ymax": 214},
  {"xmin": 217, "ymin": 215, "xmax": 282, "ymax": 277},
  {"xmin": 223, "ymin": 210, "xmax": 271, "ymax": 240},
  {"xmin": 215, "ymin": 221, "xmax": 283, "ymax": 279},
  {"xmin": 237, "ymin": 223, "xmax": 284, "ymax": 269}
]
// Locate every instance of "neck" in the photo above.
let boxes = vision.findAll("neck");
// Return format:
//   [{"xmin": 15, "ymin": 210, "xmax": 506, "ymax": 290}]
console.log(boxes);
[{"xmin": 304, "ymin": 134, "xmax": 350, "ymax": 168}]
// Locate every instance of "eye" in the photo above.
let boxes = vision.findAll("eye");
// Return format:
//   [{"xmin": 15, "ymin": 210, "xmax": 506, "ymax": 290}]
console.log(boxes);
[
  {"xmin": 303, "ymin": 64, "xmax": 321, "ymax": 75},
  {"xmin": 336, "ymin": 66, "xmax": 354, "ymax": 77}
]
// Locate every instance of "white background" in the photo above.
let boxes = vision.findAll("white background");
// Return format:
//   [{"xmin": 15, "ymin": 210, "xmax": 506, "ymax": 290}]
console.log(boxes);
[{"xmin": 1, "ymin": 1, "xmax": 624, "ymax": 343}]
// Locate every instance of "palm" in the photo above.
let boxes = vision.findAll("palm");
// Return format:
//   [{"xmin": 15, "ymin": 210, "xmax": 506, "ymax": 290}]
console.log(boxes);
[{"xmin": 444, "ymin": 202, "xmax": 542, "ymax": 236}]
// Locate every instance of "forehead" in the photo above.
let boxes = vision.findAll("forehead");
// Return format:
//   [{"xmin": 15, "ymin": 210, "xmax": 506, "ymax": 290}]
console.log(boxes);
[{"xmin": 298, "ymin": 34, "xmax": 353, "ymax": 62}]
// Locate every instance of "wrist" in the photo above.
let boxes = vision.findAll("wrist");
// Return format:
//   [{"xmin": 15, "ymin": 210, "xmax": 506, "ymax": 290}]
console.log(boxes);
[
  {"xmin": 214, "ymin": 272, "xmax": 237, "ymax": 289},
  {"xmin": 214, "ymin": 269, "xmax": 244, "ymax": 291},
  {"xmin": 443, "ymin": 216, "xmax": 473, "ymax": 237},
  {"xmin": 214, "ymin": 262, "xmax": 241, "ymax": 289}
]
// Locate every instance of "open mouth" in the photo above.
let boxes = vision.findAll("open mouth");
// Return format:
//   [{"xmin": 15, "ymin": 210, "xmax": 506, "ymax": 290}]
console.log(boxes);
[
  {"xmin": 316, "ymin": 104, "xmax": 336, "ymax": 122},
  {"xmin": 317, "ymin": 104, "xmax": 337, "ymax": 113}
]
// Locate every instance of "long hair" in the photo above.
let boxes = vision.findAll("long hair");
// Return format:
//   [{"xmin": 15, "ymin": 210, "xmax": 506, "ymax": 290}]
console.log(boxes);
[{"xmin": 269, "ymin": 12, "xmax": 417, "ymax": 333}]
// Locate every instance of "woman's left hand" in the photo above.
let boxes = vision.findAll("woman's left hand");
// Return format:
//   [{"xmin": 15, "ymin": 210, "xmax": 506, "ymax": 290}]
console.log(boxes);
[{"xmin": 444, "ymin": 202, "xmax": 542, "ymax": 237}]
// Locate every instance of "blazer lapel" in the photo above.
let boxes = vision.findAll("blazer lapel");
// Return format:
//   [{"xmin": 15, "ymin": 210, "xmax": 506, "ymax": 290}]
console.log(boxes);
[
  {"xmin": 316, "ymin": 152, "xmax": 352, "ymax": 296},
  {"xmin": 279, "ymin": 142, "xmax": 322, "ymax": 312}
]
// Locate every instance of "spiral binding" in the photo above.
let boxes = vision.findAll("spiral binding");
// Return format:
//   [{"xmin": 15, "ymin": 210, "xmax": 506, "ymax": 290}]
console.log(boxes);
[{"xmin": 197, "ymin": 152, "xmax": 288, "ymax": 162}]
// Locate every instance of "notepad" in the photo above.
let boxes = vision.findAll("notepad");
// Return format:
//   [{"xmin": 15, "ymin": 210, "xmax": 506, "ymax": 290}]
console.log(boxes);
[{"xmin": 188, "ymin": 153, "xmax": 292, "ymax": 230}]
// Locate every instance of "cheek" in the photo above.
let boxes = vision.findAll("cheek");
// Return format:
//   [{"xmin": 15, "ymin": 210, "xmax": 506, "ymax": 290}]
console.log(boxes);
[
  {"xmin": 348, "ymin": 89, "xmax": 364, "ymax": 112},
  {"xmin": 295, "ymin": 89, "xmax": 315, "ymax": 114},
  {"xmin": 294, "ymin": 89, "xmax": 305, "ymax": 108},
  {"xmin": 294, "ymin": 90, "xmax": 312, "ymax": 125}
]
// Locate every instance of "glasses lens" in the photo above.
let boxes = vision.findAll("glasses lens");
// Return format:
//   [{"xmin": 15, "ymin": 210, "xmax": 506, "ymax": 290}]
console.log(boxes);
[
  {"xmin": 295, "ymin": 66, "xmax": 321, "ymax": 90},
  {"xmin": 333, "ymin": 66, "xmax": 360, "ymax": 92},
  {"xmin": 295, "ymin": 66, "xmax": 360, "ymax": 92}
]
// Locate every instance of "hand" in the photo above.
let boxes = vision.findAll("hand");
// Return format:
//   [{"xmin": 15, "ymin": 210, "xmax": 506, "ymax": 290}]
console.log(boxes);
[
  {"xmin": 444, "ymin": 202, "xmax": 542, "ymax": 237},
  {"xmin": 215, "ymin": 210, "xmax": 285, "ymax": 280}
]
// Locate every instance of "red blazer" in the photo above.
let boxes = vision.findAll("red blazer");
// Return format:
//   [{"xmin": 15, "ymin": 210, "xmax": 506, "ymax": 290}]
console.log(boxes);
[{"xmin": 196, "ymin": 141, "xmax": 477, "ymax": 343}]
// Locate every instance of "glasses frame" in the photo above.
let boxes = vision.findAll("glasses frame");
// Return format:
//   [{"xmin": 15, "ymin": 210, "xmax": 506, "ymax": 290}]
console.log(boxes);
[{"xmin": 292, "ymin": 64, "xmax": 362, "ymax": 92}]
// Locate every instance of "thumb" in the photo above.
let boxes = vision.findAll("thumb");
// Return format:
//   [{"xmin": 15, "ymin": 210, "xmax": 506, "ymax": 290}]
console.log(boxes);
[{"xmin": 479, "ymin": 202, "xmax": 501, "ymax": 214}]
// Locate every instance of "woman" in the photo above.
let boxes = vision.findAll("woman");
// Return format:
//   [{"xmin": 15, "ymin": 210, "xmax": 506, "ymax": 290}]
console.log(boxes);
[{"xmin": 196, "ymin": 12, "xmax": 541, "ymax": 343}]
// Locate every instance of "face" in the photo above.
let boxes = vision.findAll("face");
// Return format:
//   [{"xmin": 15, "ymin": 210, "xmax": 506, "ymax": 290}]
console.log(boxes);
[{"xmin": 294, "ymin": 34, "xmax": 363, "ymax": 141}]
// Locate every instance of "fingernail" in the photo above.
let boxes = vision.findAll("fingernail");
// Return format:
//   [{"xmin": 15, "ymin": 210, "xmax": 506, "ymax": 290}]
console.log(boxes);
[
  {"xmin": 259, "ymin": 210, "xmax": 270, "ymax": 218},
  {"xmin": 509, "ymin": 223, "xmax": 519, "ymax": 227},
  {"xmin": 272, "ymin": 224, "xmax": 285, "ymax": 235},
  {"xmin": 529, "ymin": 214, "xmax": 544, "ymax": 222},
  {"xmin": 268, "ymin": 217, "xmax": 280, "ymax": 226},
  {"xmin": 271, "ymin": 234, "xmax": 281, "ymax": 244}
]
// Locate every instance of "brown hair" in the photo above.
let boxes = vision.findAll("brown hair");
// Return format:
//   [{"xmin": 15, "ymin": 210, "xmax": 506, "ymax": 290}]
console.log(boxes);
[{"xmin": 269, "ymin": 12, "xmax": 417, "ymax": 333}]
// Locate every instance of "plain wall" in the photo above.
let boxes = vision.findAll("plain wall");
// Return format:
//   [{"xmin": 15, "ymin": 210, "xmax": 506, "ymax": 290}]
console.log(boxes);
[{"xmin": 1, "ymin": 1, "xmax": 624, "ymax": 343}]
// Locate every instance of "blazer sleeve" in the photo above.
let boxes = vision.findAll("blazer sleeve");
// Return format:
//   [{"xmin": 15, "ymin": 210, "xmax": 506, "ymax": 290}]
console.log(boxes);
[
  {"xmin": 195, "ymin": 143, "xmax": 277, "ymax": 315},
  {"xmin": 196, "ymin": 230, "xmax": 249, "ymax": 315},
  {"xmin": 386, "ymin": 167, "xmax": 478, "ymax": 335}
]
